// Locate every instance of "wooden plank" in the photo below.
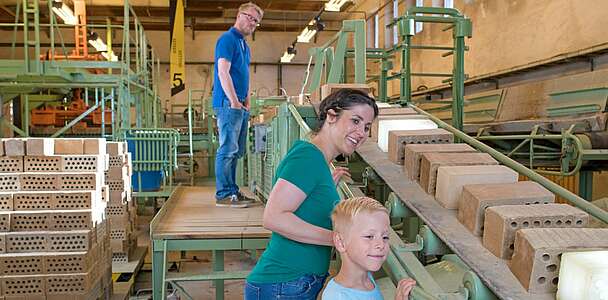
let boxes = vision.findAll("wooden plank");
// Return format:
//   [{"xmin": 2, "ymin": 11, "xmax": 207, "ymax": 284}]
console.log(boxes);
[
  {"xmin": 356, "ymin": 141, "xmax": 553, "ymax": 300},
  {"xmin": 151, "ymin": 186, "xmax": 270, "ymax": 240}
]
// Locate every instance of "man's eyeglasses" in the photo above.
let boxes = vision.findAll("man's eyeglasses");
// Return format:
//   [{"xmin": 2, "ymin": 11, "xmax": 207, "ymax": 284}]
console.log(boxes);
[{"xmin": 240, "ymin": 12, "xmax": 260, "ymax": 25}]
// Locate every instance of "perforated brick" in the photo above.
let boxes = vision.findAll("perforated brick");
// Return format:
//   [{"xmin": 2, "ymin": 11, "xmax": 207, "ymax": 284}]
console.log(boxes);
[
  {"xmin": 0, "ymin": 233, "xmax": 5, "ymax": 253},
  {"xmin": 108, "ymin": 154, "xmax": 127, "ymax": 168},
  {"xmin": 435, "ymin": 165, "xmax": 519, "ymax": 209},
  {"xmin": 0, "ymin": 213, "xmax": 8, "ymax": 232},
  {"xmin": 24, "ymin": 156, "xmax": 61, "ymax": 172},
  {"xmin": 0, "ymin": 254, "xmax": 44, "ymax": 275},
  {"xmin": 110, "ymin": 229, "xmax": 130, "ymax": 240},
  {"xmin": 6, "ymin": 232, "xmax": 46, "ymax": 253},
  {"xmin": 25, "ymin": 138, "xmax": 54, "ymax": 156},
  {"xmin": 419, "ymin": 152, "xmax": 498, "ymax": 195},
  {"xmin": 404, "ymin": 143, "xmax": 476, "ymax": 181},
  {"xmin": 13, "ymin": 193, "xmax": 53, "ymax": 210},
  {"xmin": 0, "ymin": 193, "xmax": 12, "ymax": 211},
  {"xmin": 0, "ymin": 174, "xmax": 19, "ymax": 192},
  {"xmin": 108, "ymin": 190, "xmax": 126, "ymax": 204},
  {"xmin": 44, "ymin": 251, "xmax": 94, "ymax": 274},
  {"xmin": 46, "ymin": 272, "xmax": 95, "ymax": 295},
  {"xmin": 112, "ymin": 252, "xmax": 130, "ymax": 263},
  {"xmin": 109, "ymin": 214, "xmax": 130, "ymax": 228},
  {"xmin": 54, "ymin": 138, "xmax": 84, "ymax": 155},
  {"xmin": 106, "ymin": 165, "xmax": 128, "ymax": 180},
  {"xmin": 19, "ymin": 174, "xmax": 58, "ymax": 191},
  {"xmin": 3, "ymin": 138, "xmax": 25, "ymax": 156},
  {"xmin": 53, "ymin": 192, "xmax": 93, "ymax": 210},
  {"xmin": 83, "ymin": 138, "xmax": 106, "ymax": 155},
  {"xmin": 50, "ymin": 211, "xmax": 93, "ymax": 231},
  {"xmin": 387, "ymin": 129, "xmax": 454, "ymax": 164},
  {"xmin": 110, "ymin": 238, "xmax": 131, "ymax": 253},
  {"xmin": 58, "ymin": 173, "xmax": 98, "ymax": 190},
  {"xmin": 0, "ymin": 156, "xmax": 23, "ymax": 173},
  {"xmin": 106, "ymin": 142, "xmax": 126, "ymax": 156},
  {"xmin": 510, "ymin": 228, "xmax": 608, "ymax": 293},
  {"xmin": 106, "ymin": 179, "xmax": 126, "ymax": 192},
  {"xmin": 483, "ymin": 204, "xmax": 588, "ymax": 259},
  {"xmin": 10, "ymin": 212, "xmax": 50, "ymax": 231},
  {"xmin": 47, "ymin": 230, "xmax": 91, "ymax": 252},
  {"xmin": 61, "ymin": 156, "xmax": 103, "ymax": 172},
  {"xmin": 1, "ymin": 276, "xmax": 45, "ymax": 297},
  {"xmin": 106, "ymin": 204, "xmax": 128, "ymax": 217},
  {"xmin": 458, "ymin": 181, "xmax": 555, "ymax": 236}
]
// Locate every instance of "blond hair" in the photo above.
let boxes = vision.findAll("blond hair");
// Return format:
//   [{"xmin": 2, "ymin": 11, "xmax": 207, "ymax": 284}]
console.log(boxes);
[
  {"xmin": 238, "ymin": 2, "xmax": 264, "ymax": 18},
  {"xmin": 331, "ymin": 197, "xmax": 388, "ymax": 234}
]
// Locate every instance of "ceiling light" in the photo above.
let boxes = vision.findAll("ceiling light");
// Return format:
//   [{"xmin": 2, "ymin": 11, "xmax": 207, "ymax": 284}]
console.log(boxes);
[
  {"xmin": 325, "ymin": 0, "xmax": 350, "ymax": 12},
  {"xmin": 297, "ymin": 23, "xmax": 317, "ymax": 43},
  {"xmin": 280, "ymin": 51, "xmax": 295, "ymax": 63},
  {"xmin": 88, "ymin": 32, "xmax": 108, "ymax": 52},
  {"xmin": 101, "ymin": 51, "xmax": 118, "ymax": 61},
  {"xmin": 51, "ymin": 0, "xmax": 77, "ymax": 25}
]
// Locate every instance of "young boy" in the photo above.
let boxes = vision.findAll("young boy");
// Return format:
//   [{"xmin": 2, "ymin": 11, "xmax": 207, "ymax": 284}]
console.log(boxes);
[{"xmin": 322, "ymin": 197, "xmax": 416, "ymax": 299}]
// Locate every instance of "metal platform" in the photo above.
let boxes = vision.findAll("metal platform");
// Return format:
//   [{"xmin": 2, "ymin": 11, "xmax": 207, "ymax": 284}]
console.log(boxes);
[
  {"xmin": 150, "ymin": 186, "xmax": 271, "ymax": 300},
  {"xmin": 356, "ymin": 141, "xmax": 553, "ymax": 300}
]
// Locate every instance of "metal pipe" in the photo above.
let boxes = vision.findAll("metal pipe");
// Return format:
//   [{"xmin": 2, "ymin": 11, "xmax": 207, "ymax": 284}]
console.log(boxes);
[{"xmin": 411, "ymin": 105, "xmax": 608, "ymax": 224}]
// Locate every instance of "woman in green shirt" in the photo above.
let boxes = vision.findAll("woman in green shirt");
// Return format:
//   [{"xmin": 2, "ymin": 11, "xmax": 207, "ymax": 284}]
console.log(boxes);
[{"xmin": 245, "ymin": 89, "xmax": 379, "ymax": 299}]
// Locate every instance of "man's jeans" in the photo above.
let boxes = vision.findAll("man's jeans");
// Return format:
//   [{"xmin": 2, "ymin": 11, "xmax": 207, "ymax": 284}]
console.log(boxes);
[
  {"xmin": 244, "ymin": 274, "xmax": 328, "ymax": 300},
  {"xmin": 214, "ymin": 106, "xmax": 249, "ymax": 200}
]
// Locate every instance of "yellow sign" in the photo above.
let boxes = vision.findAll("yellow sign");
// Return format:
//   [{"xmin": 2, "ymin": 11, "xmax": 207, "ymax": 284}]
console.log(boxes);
[{"xmin": 169, "ymin": 0, "xmax": 185, "ymax": 96}]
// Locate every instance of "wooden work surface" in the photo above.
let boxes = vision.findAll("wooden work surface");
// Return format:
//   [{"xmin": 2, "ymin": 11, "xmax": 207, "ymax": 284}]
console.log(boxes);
[
  {"xmin": 151, "ymin": 186, "xmax": 270, "ymax": 240},
  {"xmin": 356, "ymin": 141, "xmax": 553, "ymax": 300}
]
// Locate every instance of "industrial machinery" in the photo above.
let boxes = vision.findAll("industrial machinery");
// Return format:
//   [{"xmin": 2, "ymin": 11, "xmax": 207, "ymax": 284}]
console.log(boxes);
[{"xmin": 244, "ymin": 7, "xmax": 608, "ymax": 300}]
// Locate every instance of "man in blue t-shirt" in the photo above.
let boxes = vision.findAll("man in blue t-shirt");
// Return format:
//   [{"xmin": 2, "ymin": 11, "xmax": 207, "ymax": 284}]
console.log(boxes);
[{"xmin": 212, "ymin": 2, "xmax": 263, "ymax": 208}]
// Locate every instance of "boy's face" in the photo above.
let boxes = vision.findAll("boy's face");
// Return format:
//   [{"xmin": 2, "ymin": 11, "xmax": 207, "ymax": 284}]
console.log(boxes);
[{"xmin": 337, "ymin": 211, "xmax": 390, "ymax": 272}]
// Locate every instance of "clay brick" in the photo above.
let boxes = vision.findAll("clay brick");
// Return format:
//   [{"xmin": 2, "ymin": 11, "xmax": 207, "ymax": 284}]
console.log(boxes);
[
  {"xmin": 25, "ymin": 138, "xmax": 54, "ymax": 156},
  {"xmin": 419, "ymin": 152, "xmax": 497, "ymax": 194},
  {"xmin": 0, "ymin": 139, "xmax": 4, "ymax": 156},
  {"xmin": 0, "ymin": 193, "xmax": 13, "ymax": 211},
  {"xmin": 54, "ymin": 138, "xmax": 84, "ymax": 155},
  {"xmin": 435, "ymin": 165, "xmax": 519, "ymax": 209},
  {"xmin": 106, "ymin": 142, "xmax": 126, "ymax": 156},
  {"xmin": 0, "ymin": 156, "xmax": 23, "ymax": 173},
  {"xmin": 0, "ymin": 254, "xmax": 44, "ymax": 276},
  {"xmin": 5, "ymin": 232, "xmax": 47, "ymax": 253},
  {"xmin": 60, "ymin": 155, "xmax": 105, "ymax": 172},
  {"xmin": 372, "ymin": 115, "xmax": 435, "ymax": 144},
  {"xmin": 387, "ymin": 129, "xmax": 453, "ymax": 164},
  {"xmin": 404, "ymin": 143, "xmax": 476, "ymax": 181},
  {"xmin": 3, "ymin": 138, "xmax": 25, "ymax": 156},
  {"xmin": 0, "ymin": 233, "xmax": 5, "ymax": 253},
  {"xmin": 83, "ymin": 138, "xmax": 106, "ymax": 155},
  {"xmin": 105, "ymin": 165, "xmax": 128, "ymax": 180},
  {"xmin": 49, "ymin": 211, "xmax": 94, "ymax": 231},
  {"xmin": 10, "ymin": 212, "xmax": 51, "ymax": 231},
  {"xmin": 458, "ymin": 181, "xmax": 555, "ymax": 236},
  {"xmin": 1, "ymin": 275, "xmax": 46, "ymax": 297},
  {"xmin": 510, "ymin": 228, "xmax": 608, "ymax": 293},
  {"xmin": 46, "ymin": 230, "xmax": 93, "ymax": 252},
  {"xmin": 24, "ymin": 156, "xmax": 61, "ymax": 172},
  {"xmin": 320, "ymin": 83, "xmax": 370, "ymax": 101},
  {"xmin": 19, "ymin": 174, "xmax": 58, "ymax": 191},
  {"xmin": 58, "ymin": 173, "xmax": 101, "ymax": 191},
  {"xmin": 44, "ymin": 251, "xmax": 95, "ymax": 274},
  {"xmin": 0, "ymin": 213, "xmax": 8, "ymax": 232},
  {"xmin": 378, "ymin": 107, "xmax": 418, "ymax": 116},
  {"xmin": 108, "ymin": 190, "xmax": 126, "ymax": 204},
  {"xmin": 483, "ymin": 204, "xmax": 588, "ymax": 259},
  {"xmin": 0, "ymin": 174, "xmax": 20, "ymax": 192}
]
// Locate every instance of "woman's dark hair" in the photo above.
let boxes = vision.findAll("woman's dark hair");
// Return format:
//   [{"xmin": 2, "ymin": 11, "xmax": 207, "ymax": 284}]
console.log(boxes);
[{"xmin": 314, "ymin": 88, "xmax": 379, "ymax": 132}]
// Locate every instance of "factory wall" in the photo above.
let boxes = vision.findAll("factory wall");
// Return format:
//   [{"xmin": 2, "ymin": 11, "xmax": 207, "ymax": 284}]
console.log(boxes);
[{"xmin": 352, "ymin": 0, "xmax": 608, "ymax": 97}]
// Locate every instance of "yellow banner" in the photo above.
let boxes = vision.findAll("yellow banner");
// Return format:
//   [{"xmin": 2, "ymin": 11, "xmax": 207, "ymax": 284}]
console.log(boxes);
[{"xmin": 169, "ymin": 0, "xmax": 185, "ymax": 96}]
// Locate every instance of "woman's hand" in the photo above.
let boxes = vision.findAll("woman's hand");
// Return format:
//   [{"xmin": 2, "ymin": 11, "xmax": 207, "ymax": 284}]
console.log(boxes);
[
  {"xmin": 332, "ymin": 167, "xmax": 352, "ymax": 185},
  {"xmin": 395, "ymin": 278, "xmax": 416, "ymax": 300}
]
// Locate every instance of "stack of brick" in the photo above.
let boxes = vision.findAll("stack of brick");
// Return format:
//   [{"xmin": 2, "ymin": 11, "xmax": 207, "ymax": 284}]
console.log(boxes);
[
  {"xmin": 105, "ymin": 141, "xmax": 136, "ymax": 263},
  {"xmin": 0, "ymin": 137, "xmax": 112, "ymax": 299}
]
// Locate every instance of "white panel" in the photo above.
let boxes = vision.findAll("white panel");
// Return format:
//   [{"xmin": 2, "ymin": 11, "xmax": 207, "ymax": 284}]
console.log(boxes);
[
  {"xmin": 377, "ymin": 119, "xmax": 438, "ymax": 152},
  {"xmin": 557, "ymin": 251, "xmax": 608, "ymax": 300}
]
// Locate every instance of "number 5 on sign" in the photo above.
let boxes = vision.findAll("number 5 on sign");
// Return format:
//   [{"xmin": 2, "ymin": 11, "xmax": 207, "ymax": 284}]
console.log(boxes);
[{"xmin": 169, "ymin": 0, "xmax": 185, "ymax": 96}]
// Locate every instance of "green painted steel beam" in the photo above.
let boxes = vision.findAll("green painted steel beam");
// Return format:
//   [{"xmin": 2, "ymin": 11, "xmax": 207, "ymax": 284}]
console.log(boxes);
[{"xmin": 167, "ymin": 271, "xmax": 250, "ymax": 282}]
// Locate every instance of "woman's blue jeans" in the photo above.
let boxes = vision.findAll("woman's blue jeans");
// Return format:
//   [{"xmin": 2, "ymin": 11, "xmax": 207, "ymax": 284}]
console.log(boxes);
[
  {"xmin": 214, "ymin": 106, "xmax": 249, "ymax": 200},
  {"xmin": 244, "ymin": 273, "xmax": 328, "ymax": 300}
]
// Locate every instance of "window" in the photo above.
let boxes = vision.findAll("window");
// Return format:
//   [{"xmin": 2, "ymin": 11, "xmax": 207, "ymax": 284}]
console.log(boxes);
[
  {"xmin": 393, "ymin": 0, "xmax": 399, "ymax": 45},
  {"xmin": 415, "ymin": 0, "xmax": 423, "ymax": 33},
  {"xmin": 374, "ymin": 14, "xmax": 379, "ymax": 48}
]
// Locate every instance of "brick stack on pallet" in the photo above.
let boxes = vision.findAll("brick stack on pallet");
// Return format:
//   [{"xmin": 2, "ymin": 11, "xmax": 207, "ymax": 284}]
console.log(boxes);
[
  {"xmin": 105, "ymin": 142, "xmax": 136, "ymax": 264},
  {"xmin": 0, "ymin": 137, "xmax": 112, "ymax": 300}
]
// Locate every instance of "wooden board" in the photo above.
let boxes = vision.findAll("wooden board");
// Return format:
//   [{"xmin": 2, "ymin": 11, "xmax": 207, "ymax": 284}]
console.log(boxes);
[
  {"xmin": 151, "ymin": 186, "xmax": 270, "ymax": 240},
  {"xmin": 356, "ymin": 141, "xmax": 553, "ymax": 300}
]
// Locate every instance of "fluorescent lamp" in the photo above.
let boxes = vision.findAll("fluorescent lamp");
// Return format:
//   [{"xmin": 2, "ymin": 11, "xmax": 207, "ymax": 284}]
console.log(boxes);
[
  {"xmin": 297, "ymin": 26, "xmax": 317, "ymax": 43},
  {"xmin": 325, "ymin": 0, "xmax": 350, "ymax": 12},
  {"xmin": 88, "ymin": 35, "xmax": 108, "ymax": 52},
  {"xmin": 51, "ymin": 0, "xmax": 77, "ymax": 25},
  {"xmin": 101, "ymin": 51, "xmax": 118, "ymax": 61},
  {"xmin": 280, "ymin": 51, "xmax": 295, "ymax": 63}
]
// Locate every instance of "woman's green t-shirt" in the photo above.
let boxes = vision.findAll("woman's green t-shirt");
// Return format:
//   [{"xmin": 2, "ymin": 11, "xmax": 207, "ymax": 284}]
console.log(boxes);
[{"xmin": 247, "ymin": 140, "xmax": 340, "ymax": 283}]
